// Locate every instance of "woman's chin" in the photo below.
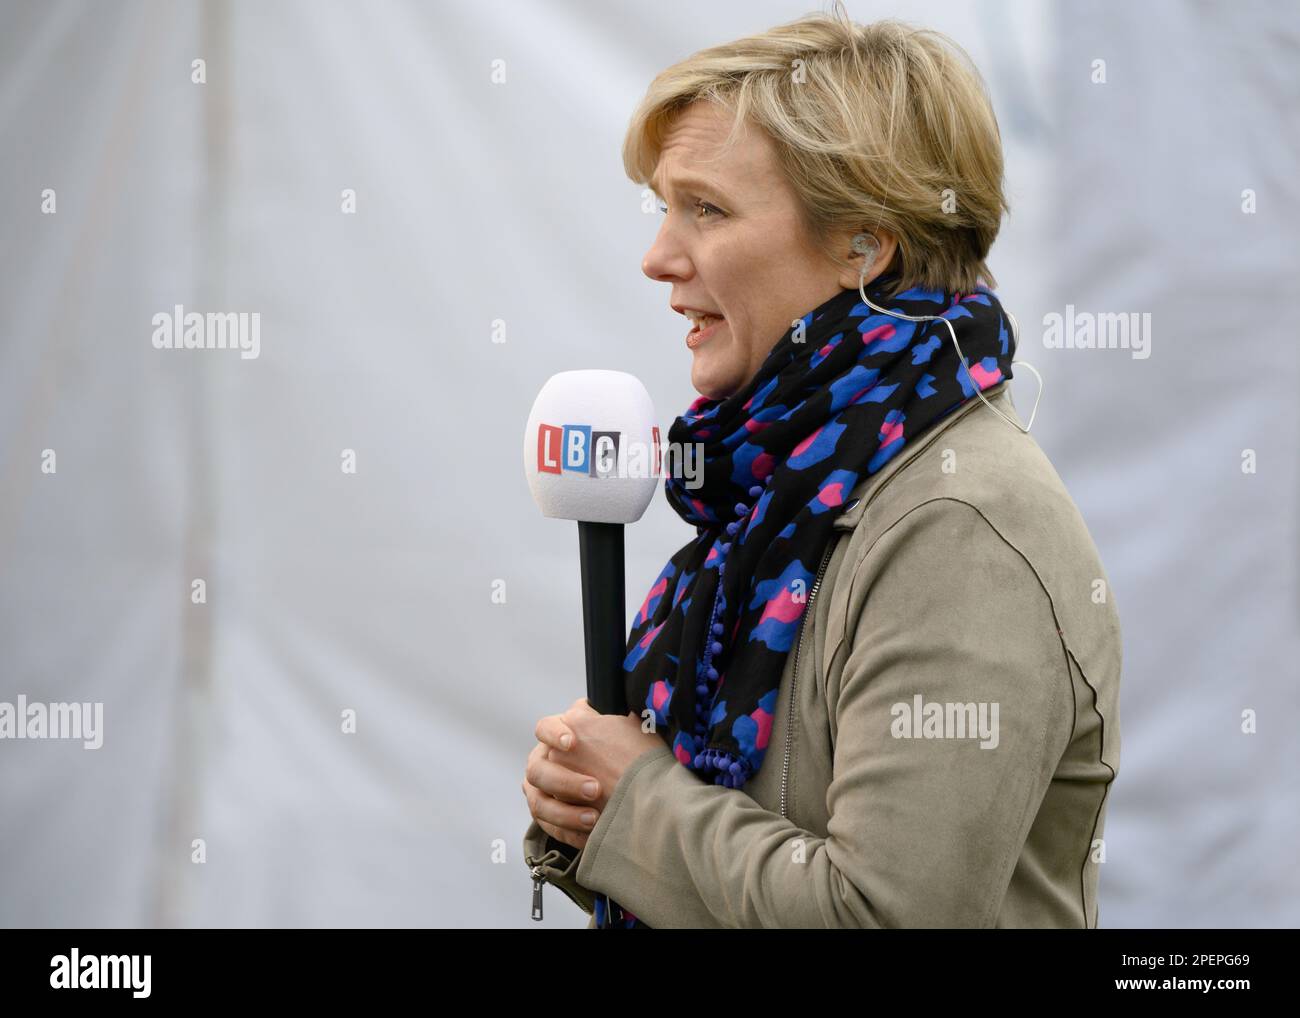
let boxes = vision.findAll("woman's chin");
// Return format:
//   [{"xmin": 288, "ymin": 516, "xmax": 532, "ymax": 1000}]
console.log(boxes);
[{"xmin": 691, "ymin": 356, "xmax": 741, "ymax": 401}]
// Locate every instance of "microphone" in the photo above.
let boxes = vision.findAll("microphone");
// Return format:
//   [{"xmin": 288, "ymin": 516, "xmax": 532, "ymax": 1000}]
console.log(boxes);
[{"xmin": 523, "ymin": 370, "xmax": 661, "ymax": 716}]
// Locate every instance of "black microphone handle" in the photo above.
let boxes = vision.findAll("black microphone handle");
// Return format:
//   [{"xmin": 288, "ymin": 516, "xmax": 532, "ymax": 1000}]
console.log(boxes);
[{"xmin": 577, "ymin": 520, "xmax": 628, "ymax": 716}]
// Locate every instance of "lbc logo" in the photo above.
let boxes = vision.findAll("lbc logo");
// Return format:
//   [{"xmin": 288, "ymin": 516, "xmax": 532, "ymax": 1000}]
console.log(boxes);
[{"xmin": 535, "ymin": 423, "xmax": 660, "ymax": 479}]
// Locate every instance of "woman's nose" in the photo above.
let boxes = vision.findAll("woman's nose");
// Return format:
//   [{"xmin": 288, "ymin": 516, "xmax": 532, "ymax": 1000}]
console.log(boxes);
[{"xmin": 642, "ymin": 223, "xmax": 691, "ymax": 283}]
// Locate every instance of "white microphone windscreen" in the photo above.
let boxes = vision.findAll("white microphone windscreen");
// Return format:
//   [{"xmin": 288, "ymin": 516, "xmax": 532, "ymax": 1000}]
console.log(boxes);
[{"xmin": 523, "ymin": 370, "xmax": 661, "ymax": 524}]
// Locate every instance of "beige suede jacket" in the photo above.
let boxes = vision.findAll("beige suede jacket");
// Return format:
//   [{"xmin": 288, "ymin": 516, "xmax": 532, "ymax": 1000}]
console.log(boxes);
[{"xmin": 524, "ymin": 381, "xmax": 1122, "ymax": 928}]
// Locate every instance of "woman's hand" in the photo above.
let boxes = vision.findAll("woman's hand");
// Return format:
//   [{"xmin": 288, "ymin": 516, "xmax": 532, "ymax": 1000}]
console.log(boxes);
[
  {"xmin": 523, "ymin": 697, "xmax": 667, "ymax": 851},
  {"xmin": 523, "ymin": 738, "xmax": 600, "ymax": 850}
]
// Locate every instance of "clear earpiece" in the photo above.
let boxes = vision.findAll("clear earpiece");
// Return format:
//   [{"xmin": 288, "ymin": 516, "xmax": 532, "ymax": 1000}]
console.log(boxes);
[{"xmin": 849, "ymin": 233, "xmax": 1041, "ymax": 433}]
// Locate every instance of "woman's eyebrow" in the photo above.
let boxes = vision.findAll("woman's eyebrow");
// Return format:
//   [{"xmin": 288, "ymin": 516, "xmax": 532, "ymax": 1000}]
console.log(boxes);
[{"xmin": 650, "ymin": 171, "xmax": 728, "ymax": 199}]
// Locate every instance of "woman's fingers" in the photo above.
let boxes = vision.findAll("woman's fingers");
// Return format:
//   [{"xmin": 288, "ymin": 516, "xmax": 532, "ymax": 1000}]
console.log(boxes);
[
  {"xmin": 522, "ymin": 773, "xmax": 601, "ymax": 837},
  {"xmin": 525, "ymin": 741, "xmax": 602, "ymax": 807},
  {"xmin": 524, "ymin": 705, "xmax": 601, "ymax": 848},
  {"xmin": 534, "ymin": 712, "xmax": 576, "ymax": 752}
]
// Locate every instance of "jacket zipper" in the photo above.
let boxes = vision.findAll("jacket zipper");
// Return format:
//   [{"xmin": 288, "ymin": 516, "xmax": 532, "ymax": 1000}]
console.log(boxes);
[
  {"xmin": 528, "ymin": 844, "xmax": 590, "ymax": 920},
  {"xmin": 530, "ymin": 864, "xmax": 547, "ymax": 920},
  {"xmin": 780, "ymin": 541, "xmax": 834, "ymax": 820}
]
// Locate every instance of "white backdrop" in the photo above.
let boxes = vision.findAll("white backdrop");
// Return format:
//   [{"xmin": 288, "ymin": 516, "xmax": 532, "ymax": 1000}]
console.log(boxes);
[{"xmin": 0, "ymin": 0, "xmax": 1295, "ymax": 928}]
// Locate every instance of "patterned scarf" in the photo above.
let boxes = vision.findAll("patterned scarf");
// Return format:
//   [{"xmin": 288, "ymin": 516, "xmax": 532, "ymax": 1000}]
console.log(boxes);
[{"xmin": 596, "ymin": 271, "xmax": 1017, "ymax": 928}]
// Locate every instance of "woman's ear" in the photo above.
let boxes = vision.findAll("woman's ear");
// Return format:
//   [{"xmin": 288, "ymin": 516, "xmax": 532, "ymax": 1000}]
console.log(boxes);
[{"xmin": 835, "ymin": 229, "xmax": 898, "ymax": 290}]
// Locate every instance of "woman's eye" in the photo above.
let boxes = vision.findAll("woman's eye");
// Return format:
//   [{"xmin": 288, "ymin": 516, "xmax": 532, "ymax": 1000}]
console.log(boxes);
[{"xmin": 655, "ymin": 198, "xmax": 723, "ymax": 218}]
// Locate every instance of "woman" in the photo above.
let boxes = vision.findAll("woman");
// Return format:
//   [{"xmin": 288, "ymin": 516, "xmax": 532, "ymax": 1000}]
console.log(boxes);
[{"xmin": 522, "ymin": 8, "xmax": 1121, "ymax": 928}]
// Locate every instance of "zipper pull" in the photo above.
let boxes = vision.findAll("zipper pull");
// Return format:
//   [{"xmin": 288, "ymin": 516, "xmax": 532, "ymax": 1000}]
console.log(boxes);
[{"xmin": 530, "ymin": 866, "xmax": 545, "ymax": 920}]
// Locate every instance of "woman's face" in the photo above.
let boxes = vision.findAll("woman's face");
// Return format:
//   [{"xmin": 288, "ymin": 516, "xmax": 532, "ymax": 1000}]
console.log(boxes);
[{"xmin": 642, "ymin": 100, "xmax": 893, "ymax": 400}]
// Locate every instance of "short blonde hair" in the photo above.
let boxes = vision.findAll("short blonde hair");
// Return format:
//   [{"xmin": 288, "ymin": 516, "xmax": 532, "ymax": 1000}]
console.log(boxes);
[{"xmin": 622, "ymin": 3, "xmax": 1008, "ymax": 297}]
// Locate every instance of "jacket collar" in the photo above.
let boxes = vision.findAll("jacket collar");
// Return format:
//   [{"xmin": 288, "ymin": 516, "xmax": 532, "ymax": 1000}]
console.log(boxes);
[{"xmin": 832, "ymin": 381, "xmax": 1015, "ymax": 532}]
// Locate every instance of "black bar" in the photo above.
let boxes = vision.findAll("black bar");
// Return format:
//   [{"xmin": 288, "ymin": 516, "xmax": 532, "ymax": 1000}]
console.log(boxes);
[{"xmin": 0, "ymin": 929, "xmax": 1285, "ymax": 1003}]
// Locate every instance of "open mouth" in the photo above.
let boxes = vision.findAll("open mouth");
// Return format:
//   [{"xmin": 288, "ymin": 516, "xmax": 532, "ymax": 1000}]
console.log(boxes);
[{"xmin": 686, "ymin": 314, "xmax": 725, "ymax": 349}]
